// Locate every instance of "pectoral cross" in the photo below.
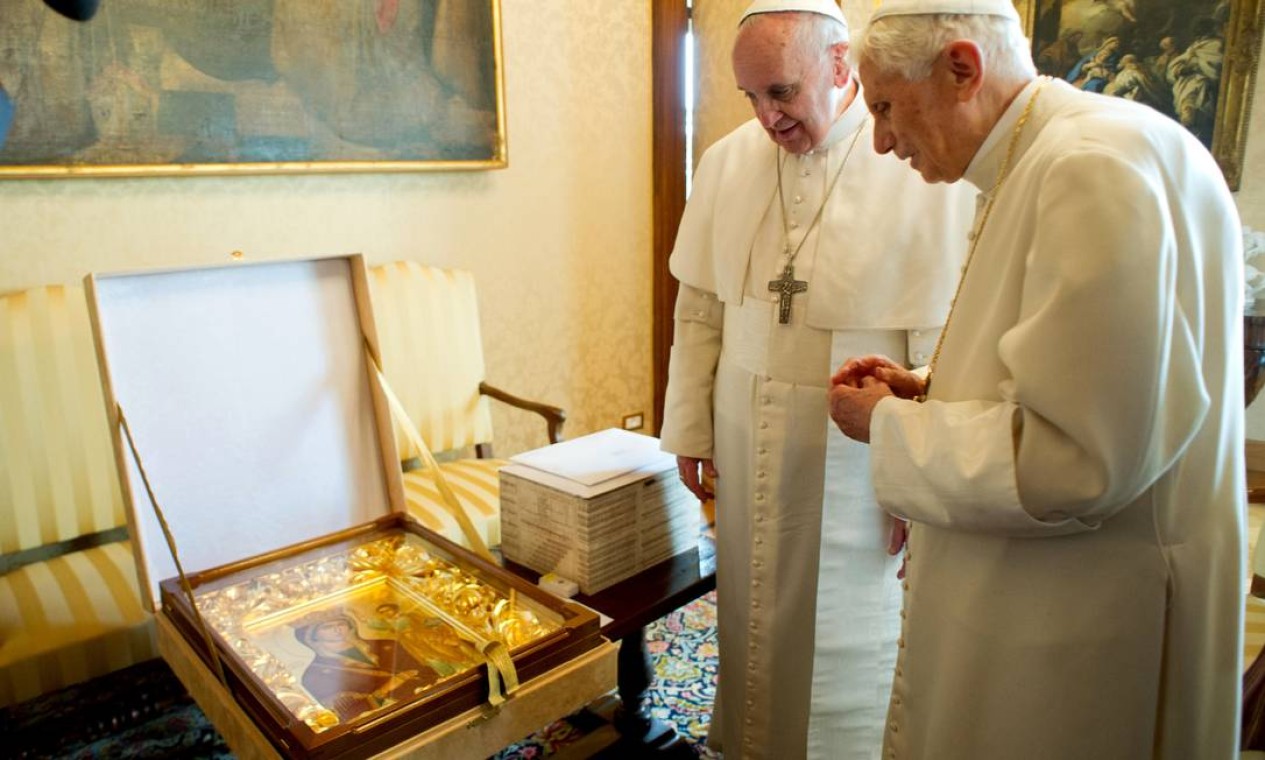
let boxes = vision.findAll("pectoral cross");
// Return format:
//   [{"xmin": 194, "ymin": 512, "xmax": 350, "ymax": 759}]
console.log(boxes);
[{"xmin": 768, "ymin": 264, "xmax": 807, "ymax": 325}]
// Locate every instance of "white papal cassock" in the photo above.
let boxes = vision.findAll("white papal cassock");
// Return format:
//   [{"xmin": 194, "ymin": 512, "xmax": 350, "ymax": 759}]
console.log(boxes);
[
  {"xmin": 871, "ymin": 79, "xmax": 1245, "ymax": 760},
  {"xmin": 659, "ymin": 87, "xmax": 974, "ymax": 759}
]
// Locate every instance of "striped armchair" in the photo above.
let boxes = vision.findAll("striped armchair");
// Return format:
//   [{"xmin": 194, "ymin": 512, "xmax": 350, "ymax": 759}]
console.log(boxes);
[
  {"xmin": 0, "ymin": 284, "xmax": 154, "ymax": 707},
  {"xmin": 368, "ymin": 261, "xmax": 564, "ymax": 551}
]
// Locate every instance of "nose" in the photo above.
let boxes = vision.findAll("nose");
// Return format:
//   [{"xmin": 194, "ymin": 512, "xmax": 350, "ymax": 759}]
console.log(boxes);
[
  {"xmin": 752, "ymin": 99, "xmax": 783, "ymax": 129},
  {"xmin": 872, "ymin": 120, "xmax": 895, "ymax": 155}
]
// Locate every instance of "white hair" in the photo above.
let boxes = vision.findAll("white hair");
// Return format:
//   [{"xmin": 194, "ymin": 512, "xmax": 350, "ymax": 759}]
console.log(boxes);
[
  {"xmin": 855, "ymin": 14, "xmax": 1035, "ymax": 83},
  {"xmin": 741, "ymin": 10, "xmax": 850, "ymax": 54}
]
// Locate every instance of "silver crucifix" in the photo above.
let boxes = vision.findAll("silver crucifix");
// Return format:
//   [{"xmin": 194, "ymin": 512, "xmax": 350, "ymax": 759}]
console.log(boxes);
[{"xmin": 768, "ymin": 263, "xmax": 807, "ymax": 324}]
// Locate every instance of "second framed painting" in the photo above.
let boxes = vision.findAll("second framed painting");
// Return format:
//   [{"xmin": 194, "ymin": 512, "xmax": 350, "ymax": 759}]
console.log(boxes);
[{"xmin": 1018, "ymin": 0, "xmax": 1263, "ymax": 189}]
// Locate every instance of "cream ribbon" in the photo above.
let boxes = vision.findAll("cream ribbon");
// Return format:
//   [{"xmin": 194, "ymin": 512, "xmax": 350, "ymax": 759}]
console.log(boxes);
[
  {"xmin": 365, "ymin": 348, "xmax": 494, "ymax": 562},
  {"xmin": 117, "ymin": 406, "xmax": 229, "ymax": 688}
]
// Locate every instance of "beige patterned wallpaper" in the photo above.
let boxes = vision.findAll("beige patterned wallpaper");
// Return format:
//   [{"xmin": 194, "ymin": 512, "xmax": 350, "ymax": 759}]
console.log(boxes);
[
  {"xmin": 692, "ymin": 0, "xmax": 754, "ymax": 166},
  {"xmin": 0, "ymin": 1, "xmax": 653, "ymax": 458}
]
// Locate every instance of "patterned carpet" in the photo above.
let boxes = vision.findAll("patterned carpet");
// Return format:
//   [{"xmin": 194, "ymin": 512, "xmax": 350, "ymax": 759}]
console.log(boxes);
[
  {"xmin": 1, "ymin": 592, "xmax": 719, "ymax": 759},
  {"xmin": 493, "ymin": 591, "xmax": 719, "ymax": 759}
]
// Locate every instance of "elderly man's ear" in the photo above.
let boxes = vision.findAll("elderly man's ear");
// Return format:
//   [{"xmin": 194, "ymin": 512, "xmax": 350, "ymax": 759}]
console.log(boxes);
[
  {"xmin": 944, "ymin": 40, "xmax": 985, "ymax": 100},
  {"xmin": 831, "ymin": 41, "xmax": 852, "ymax": 86}
]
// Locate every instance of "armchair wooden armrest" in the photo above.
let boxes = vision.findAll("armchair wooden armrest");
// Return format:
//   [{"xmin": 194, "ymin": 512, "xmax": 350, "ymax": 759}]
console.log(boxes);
[{"xmin": 478, "ymin": 381, "xmax": 566, "ymax": 455}]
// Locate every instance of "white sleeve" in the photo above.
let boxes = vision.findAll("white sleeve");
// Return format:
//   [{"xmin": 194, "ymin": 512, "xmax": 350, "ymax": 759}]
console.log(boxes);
[
  {"xmin": 870, "ymin": 145, "xmax": 1209, "ymax": 537},
  {"xmin": 659, "ymin": 284, "xmax": 724, "ymax": 459}
]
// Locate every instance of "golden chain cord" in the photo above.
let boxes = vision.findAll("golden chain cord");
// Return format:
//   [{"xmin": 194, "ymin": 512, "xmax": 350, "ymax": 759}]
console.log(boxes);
[
  {"xmin": 774, "ymin": 113, "xmax": 868, "ymax": 271},
  {"xmin": 919, "ymin": 77, "xmax": 1050, "ymax": 401}
]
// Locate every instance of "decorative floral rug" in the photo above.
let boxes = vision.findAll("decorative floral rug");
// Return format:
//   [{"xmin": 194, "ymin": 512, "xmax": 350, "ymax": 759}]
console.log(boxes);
[
  {"xmin": 493, "ymin": 591, "xmax": 719, "ymax": 759},
  {"xmin": 2, "ymin": 592, "xmax": 718, "ymax": 759}
]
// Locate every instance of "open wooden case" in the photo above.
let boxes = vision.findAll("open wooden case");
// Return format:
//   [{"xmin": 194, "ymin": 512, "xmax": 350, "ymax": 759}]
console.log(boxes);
[{"xmin": 84, "ymin": 256, "xmax": 615, "ymax": 759}]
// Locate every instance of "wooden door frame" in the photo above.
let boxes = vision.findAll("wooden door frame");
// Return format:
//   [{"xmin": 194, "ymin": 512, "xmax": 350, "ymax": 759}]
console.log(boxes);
[{"xmin": 652, "ymin": 0, "xmax": 689, "ymax": 435}]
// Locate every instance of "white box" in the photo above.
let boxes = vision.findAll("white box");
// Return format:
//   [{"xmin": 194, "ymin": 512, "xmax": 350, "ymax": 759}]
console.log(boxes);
[
  {"xmin": 85, "ymin": 256, "xmax": 616, "ymax": 759},
  {"xmin": 499, "ymin": 429, "xmax": 700, "ymax": 595}
]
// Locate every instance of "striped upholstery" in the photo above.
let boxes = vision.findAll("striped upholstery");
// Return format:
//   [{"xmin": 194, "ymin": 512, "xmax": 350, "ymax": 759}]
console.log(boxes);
[
  {"xmin": 368, "ymin": 262, "xmax": 504, "ymax": 548},
  {"xmin": 368, "ymin": 261, "xmax": 496, "ymax": 457},
  {"xmin": 0, "ymin": 284, "xmax": 155, "ymax": 707},
  {"xmin": 1, "ymin": 285, "xmax": 124, "ymax": 554},
  {"xmin": 402, "ymin": 459, "xmax": 507, "ymax": 550},
  {"xmin": 0, "ymin": 541, "xmax": 152, "ymax": 706}
]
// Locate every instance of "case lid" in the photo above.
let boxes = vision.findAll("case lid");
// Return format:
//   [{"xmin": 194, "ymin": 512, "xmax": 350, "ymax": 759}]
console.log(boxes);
[
  {"xmin": 86, "ymin": 256, "xmax": 403, "ymax": 610},
  {"xmin": 502, "ymin": 428, "xmax": 674, "ymax": 499}
]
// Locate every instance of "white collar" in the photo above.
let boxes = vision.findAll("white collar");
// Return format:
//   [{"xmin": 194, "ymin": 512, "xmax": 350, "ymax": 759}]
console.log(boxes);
[{"xmin": 962, "ymin": 78, "xmax": 1043, "ymax": 193}]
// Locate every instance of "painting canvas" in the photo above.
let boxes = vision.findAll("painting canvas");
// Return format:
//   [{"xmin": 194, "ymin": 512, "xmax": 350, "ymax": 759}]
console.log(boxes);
[
  {"xmin": 1017, "ymin": 0, "xmax": 1262, "ymax": 189},
  {"xmin": 0, "ymin": 0, "xmax": 506, "ymax": 177},
  {"xmin": 247, "ymin": 587, "xmax": 483, "ymax": 729}
]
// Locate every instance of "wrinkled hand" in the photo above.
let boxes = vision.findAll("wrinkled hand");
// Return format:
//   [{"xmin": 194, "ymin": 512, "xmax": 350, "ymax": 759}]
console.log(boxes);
[
  {"xmin": 828, "ymin": 375, "xmax": 892, "ymax": 443},
  {"xmin": 677, "ymin": 455, "xmax": 717, "ymax": 502},
  {"xmin": 832, "ymin": 354, "xmax": 926, "ymax": 400},
  {"xmin": 887, "ymin": 517, "xmax": 907, "ymax": 555},
  {"xmin": 888, "ymin": 517, "xmax": 909, "ymax": 580}
]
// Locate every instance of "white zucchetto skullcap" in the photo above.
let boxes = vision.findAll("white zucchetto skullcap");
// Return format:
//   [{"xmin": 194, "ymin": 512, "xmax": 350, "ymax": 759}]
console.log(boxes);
[
  {"xmin": 870, "ymin": 0, "xmax": 1020, "ymax": 23},
  {"xmin": 739, "ymin": 0, "xmax": 849, "ymax": 26}
]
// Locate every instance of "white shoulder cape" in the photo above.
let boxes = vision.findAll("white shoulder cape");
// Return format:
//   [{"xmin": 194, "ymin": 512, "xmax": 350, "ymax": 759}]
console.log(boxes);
[{"xmin": 669, "ymin": 102, "xmax": 976, "ymax": 331}]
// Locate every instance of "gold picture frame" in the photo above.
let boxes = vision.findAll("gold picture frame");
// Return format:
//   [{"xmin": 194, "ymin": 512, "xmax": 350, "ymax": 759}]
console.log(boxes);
[
  {"xmin": 0, "ymin": 0, "xmax": 506, "ymax": 178},
  {"xmin": 157, "ymin": 519, "xmax": 598, "ymax": 759},
  {"xmin": 1015, "ymin": 0, "xmax": 1263, "ymax": 189},
  {"xmin": 188, "ymin": 531, "xmax": 562, "ymax": 735}
]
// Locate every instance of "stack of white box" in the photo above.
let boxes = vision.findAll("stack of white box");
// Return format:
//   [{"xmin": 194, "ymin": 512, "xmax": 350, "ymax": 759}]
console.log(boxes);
[{"xmin": 499, "ymin": 428, "xmax": 701, "ymax": 595}]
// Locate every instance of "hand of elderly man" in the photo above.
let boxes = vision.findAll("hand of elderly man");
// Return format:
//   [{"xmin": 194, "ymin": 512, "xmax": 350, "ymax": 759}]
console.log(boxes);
[
  {"xmin": 889, "ymin": 517, "xmax": 909, "ymax": 579},
  {"xmin": 828, "ymin": 373, "xmax": 894, "ymax": 443},
  {"xmin": 832, "ymin": 354, "xmax": 926, "ymax": 400},
  {"xmin": 677, "ymin": 455, "xmax": 717, "ymax": 502}
]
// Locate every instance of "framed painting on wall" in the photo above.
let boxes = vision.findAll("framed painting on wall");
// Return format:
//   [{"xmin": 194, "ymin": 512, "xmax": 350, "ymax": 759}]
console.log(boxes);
[
  {"xmin": 1015, "ymin": 0, "xmax": 1263, "ymax": 189},
  {"xmin": 0, "ymin": 0, "xmax": 506, "ymax": 178}
]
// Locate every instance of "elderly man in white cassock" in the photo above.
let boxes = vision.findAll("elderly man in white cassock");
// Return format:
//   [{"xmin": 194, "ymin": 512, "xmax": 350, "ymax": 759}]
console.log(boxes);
[
  {"xmin": 829, "ymin": 0, "xmax": 1246, "ymax": 758},
  {"xmin": 659, "ymin": 0, "xmax": 974, "ymax": 757}
]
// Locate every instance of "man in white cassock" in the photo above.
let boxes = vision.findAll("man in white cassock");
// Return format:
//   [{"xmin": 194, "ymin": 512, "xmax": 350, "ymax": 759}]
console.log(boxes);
[
  {"xmin": 830, "ymin": 1, "xmax": 1245, "ymax": 757},
  {"xmin": 658, "ymin": 1, "xmax": 974, "ymax": 757}
]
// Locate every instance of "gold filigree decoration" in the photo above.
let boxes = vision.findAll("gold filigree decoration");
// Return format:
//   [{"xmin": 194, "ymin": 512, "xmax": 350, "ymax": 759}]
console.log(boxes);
[{"xmin": 191, "ymin": 532, "xmax": 559, "ymax": 732}]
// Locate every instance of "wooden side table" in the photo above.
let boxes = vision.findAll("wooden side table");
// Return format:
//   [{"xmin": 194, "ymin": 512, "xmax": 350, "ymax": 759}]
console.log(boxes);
[{"xmin": 503, "ymin": 530, "xmax": 716, "ymax": 757}]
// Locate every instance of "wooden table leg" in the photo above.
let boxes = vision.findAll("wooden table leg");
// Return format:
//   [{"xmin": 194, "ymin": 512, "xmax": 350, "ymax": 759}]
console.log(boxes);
[{"xmin": 602, "ymin": 626, "xmax": 693, "ymax": 757}]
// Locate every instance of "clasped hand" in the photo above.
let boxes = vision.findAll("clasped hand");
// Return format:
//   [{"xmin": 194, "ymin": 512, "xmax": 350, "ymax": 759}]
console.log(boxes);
[
  {"xmin": 827, "ymin": 355, "xmax": 925, "ymax": 443},
  {"xmin": 829, "ymin": 354, "xmax": 921, "ymax": 569}
]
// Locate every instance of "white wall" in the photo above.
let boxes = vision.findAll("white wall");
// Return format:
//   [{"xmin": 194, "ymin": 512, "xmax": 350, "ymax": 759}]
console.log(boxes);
[{"xmin": 0, "ymin": 1, "xmax": 654, "ymax": 458}]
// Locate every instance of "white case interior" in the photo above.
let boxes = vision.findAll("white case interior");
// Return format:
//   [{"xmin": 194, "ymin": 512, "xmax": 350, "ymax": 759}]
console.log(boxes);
[{"xmin": 90, "ymin": 257, "xmax": 393, "ymax": 609}]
